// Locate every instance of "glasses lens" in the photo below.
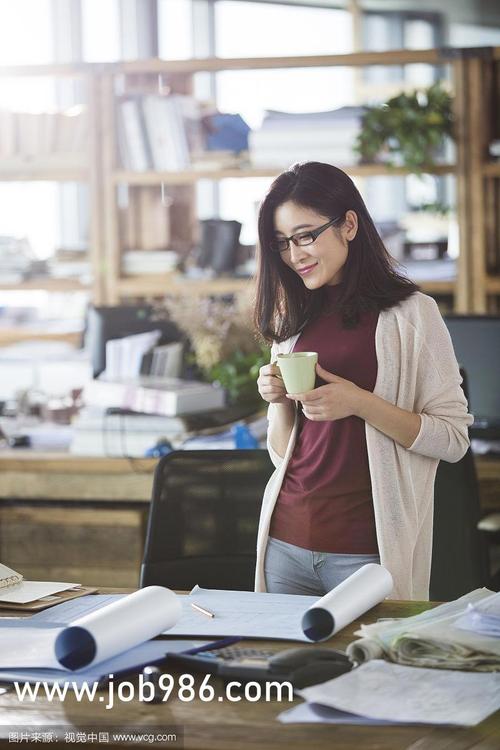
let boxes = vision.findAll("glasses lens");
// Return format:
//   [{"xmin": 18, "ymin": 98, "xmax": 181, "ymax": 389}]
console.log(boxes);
[
  {"xmin": 295, "ymin": 232, "xmax": 314, "ymax": 246},
  {"xmin": 271, "ymin": 238, "xmax": 289, "ymax": 253}
]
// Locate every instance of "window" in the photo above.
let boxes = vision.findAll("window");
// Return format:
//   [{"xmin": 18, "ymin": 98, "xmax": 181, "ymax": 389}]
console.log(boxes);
[
  {"xmin": 0, "ymin": 0, "xmax": 58, "ymax": 262},
  {"xmin": 82, "ymin": 0, "xmax": 121, "ymax": 62},
  {"xmin": 213, "ymin": 1, "xmax": 354, "ymax": 244},
  {"xmin": 158, "ymin": 0, "xmax": 194, "ymax": 59}
]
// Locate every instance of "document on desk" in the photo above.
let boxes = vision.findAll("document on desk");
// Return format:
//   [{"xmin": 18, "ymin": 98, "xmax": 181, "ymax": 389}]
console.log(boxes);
[
  {"xmin": 165, "ymin": 568, "xmax": 392, "ymax": 641},
  {"xmin": 279, "ymin": 702, "xmax": 408, "ymax": 726},
  {"xmin": 0, "ymin": 587, "xmax": 181, "ymax": 670},
  {"xmin": 297, "ymin": 660, "xmax": 500, "ymax": 727},
  {"xmin": 165, "ymin": 586, "xmax": 319, "ymax": 641},
  {"xmin": 347, "ymin": 588, "xmax": 500, "ymax": 671}
]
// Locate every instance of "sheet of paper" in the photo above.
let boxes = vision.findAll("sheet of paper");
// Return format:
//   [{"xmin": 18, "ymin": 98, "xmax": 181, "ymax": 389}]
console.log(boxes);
[
  {"xmin": 0, "ymin": 639, "xmax": 208, "ymax": 686},
  {"xmin": 278, "ymin": 702, "xmax": 409, "ymax": 725},
  {"xmin": 165, "ymin": 587, "xmax": 319, "ymax": 641},
  {"xmin": 299, "ymin": 659, "xmax": 500, "ymax": 726},
  {"xmin": 30, "ymin": 594, "xmax": 123, "ymax": 624},
  {"xmin": 0, "ymin": 581, "xmax": 79, "ymax": 605},
  {"xmin": 0, "ymin": 587, "xmax": 182, "ymax": 671},
  {"xmin": 455, "ymin": 591, "xmax": 500, "ymax": 637},
  {"xmin": 0, "ymin": 626, "xmax": 63, "ymax": 669}
]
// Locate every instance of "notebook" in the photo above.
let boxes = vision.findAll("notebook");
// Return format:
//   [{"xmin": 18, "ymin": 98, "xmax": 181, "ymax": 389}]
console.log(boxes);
[{"xmin": 0, "ymin": 563, "xmax": 95, "ymax": 610}]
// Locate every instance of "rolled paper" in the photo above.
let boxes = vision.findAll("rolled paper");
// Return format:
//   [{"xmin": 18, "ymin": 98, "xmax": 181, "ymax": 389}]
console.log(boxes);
[
  {"xmin": 346, "ymin": 637, "xmax": 385, "ymax": 664},
  {"xmin": 55, "ymin": 586, "xmax": 181, "ymax": 670},
  {"xmin": 301, "ymin": 564, "xmax": 393, "ymax": 642}
]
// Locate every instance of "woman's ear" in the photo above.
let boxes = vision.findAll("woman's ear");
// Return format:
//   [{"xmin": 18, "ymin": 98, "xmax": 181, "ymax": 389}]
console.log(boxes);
[{"xmin": 343, "ymin": 210, "xmax": 358, "ymax": 242}]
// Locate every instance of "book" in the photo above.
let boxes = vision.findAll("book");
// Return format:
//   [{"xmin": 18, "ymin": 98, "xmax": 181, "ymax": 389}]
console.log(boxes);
[
  {"xmin": 119, "ymin": 98, "xmax": 151, "ymax": 171},
  {"xmin": 142, "ymin": 95, "xmax": 178, "ymax": 171},
  {"xmin": 83, "ymin": 376, "xmax": 226, "ymax": 416}
]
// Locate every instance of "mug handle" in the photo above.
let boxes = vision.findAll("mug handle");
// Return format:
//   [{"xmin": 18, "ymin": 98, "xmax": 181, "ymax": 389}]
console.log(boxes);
[{"xmin": 272, "ymin": 361, "xmax": 283, "ymax": 380}]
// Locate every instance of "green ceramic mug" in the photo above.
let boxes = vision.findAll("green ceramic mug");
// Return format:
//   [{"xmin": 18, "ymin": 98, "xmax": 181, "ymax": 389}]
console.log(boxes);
[{"xmin": 276, "ymin": 352, "xmax": 318, "ymax": 394}]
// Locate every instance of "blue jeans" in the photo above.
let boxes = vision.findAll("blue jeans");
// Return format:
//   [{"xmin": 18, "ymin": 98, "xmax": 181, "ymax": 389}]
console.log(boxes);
[{"xmin": 264, "ymin": 536, "xmax": 380, "ymax": 596}]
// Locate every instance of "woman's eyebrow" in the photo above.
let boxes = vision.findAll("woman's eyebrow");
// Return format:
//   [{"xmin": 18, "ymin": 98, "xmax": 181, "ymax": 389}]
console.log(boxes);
[{"xmin": 275, "ymin": 223, "xmax": 313, "ymax": 235}]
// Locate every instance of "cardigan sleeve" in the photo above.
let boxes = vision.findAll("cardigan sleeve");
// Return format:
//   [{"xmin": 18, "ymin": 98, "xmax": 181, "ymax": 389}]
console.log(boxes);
[
  {"xmin": 265, "ymin": 341, "xmax": 286, "ymax": 469},
  {"xmin": 407, "ymin": 298, "xmax": 473, "ymax": 463}
]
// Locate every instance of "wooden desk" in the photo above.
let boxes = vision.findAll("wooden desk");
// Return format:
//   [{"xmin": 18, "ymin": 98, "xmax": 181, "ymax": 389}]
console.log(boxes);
[
  {"xmin": 0, "ymin": 451, "xmax": 499, "ymax": 588},
  {"xmin": 0, "ymin": 599, "xmax": 498, "ymax": 749}
]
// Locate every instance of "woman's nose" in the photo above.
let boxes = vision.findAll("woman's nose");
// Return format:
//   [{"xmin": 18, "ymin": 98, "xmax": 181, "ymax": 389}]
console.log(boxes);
[{"xmin": 289, "ymin": 242, "xmax": 309, "ymax": 264}]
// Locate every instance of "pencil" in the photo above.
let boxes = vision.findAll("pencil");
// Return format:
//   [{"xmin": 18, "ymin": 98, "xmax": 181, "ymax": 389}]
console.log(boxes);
[{"xmin": 191, "ymin": 602, "xmax": 215, "ymax": 618}]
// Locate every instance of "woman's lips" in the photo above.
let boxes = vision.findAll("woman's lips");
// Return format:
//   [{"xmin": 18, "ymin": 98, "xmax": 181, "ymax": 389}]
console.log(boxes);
[{"xmin": 297, "ymin": 262, "xmax": 318, "ymax": 276}]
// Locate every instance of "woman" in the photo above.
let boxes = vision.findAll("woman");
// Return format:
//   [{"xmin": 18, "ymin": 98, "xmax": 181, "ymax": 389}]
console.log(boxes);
[{"xmin": 255, "ymin": 161, "xmax": 472, "ymax": 600}]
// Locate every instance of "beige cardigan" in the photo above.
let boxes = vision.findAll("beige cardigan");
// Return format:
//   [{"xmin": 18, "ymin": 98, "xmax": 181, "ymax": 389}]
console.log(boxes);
[{"xmin": 255, "ymin": 292, "xmax": 473, "ymax": 600}]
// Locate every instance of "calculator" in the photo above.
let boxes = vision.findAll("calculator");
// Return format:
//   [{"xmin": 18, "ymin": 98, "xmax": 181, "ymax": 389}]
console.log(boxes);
[{"xmin": 166, "ymin": 645, "xmax": 282, "ymax": 682}]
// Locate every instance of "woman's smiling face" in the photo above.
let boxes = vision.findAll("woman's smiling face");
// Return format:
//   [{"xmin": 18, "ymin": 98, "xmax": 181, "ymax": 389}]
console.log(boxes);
[{"xmin": 273, "ymin": 201, "xmax": 358, "ymax": 289}]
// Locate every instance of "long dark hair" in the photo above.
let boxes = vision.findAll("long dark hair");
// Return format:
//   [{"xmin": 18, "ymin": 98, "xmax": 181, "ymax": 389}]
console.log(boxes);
[{"xmin": 254, "ymin": 161, "xmax": 418, "ymax": 342}]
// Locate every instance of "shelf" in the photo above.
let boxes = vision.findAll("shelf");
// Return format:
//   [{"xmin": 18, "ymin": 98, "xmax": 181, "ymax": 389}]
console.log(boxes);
[
  {"xmin": 417, "ymin": 280, "xmax": 456, "ymax": 294},
  {"xmin": 0, "ymin": 328, "xmax": 82, "ymax": 346},
  {"xmin": 0, "ymin": 278, "xmax": 91, "ymax": 292},
  {"xmin": 113, "ymin": 163, "xmax": 456, "ymax": 186},
  {"xmin": 486, "ymin": 277, "xmax": 500, "ymax": 293},
  {"xmin": 117, "ymin": 275, "xmax": 254, "ymax": 297},
  {"xmin": 0, "ymin": 157, "xmax": 88, "ymax": 182},
  {"xmin": 1, "ymin": 47, "xmax": 498, "ymax": 79},
  {"xmin": 110, "ymin": 49, "xmax": 452, "ymax": 75},
  {"xmin": 483, "ymin": 162, "xmax": 500, "ymax": 177}
]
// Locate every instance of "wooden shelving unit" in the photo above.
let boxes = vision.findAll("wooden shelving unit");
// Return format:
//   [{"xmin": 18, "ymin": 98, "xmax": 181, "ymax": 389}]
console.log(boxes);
[
  {"xmin": 0, "ymin": 278, "xmax": 90, "ymax": 292},
  {"xmin": 113, "ymin": 163, "xmax": 455, "ymax": 186},
  {"xmin": 1, "ymin": 47, "xmax": 499, "ymax": 313},
  {"xmin": 116, "ymin": 274, "xmax": 253, "ymax": 298},
  {"xmin": 99, "ymin": 50, "xmax": 470, "ymax": 306},
  {"xmin": 0, "ymin": 66, "xmax": 105, "ymax": 307}
]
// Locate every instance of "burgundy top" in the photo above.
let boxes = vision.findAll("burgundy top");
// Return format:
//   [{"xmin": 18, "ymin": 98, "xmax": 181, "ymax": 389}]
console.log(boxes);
[{"xmin": 269, "ymin": 285, "xmax": 379, "ymax": 554}]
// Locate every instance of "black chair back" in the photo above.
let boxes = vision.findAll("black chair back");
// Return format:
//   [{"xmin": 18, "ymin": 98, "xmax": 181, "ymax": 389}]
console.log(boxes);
[
  {"xmin": 140, "ymin": 449, "xmax": 274, "ymax": 591},
  {"xmin": 430, "ymin": 446, "xmax": 488, "ymax": 599},
  {"xmin": 430, "ymin": 368, "xmax": 488, "ymax": 599}
]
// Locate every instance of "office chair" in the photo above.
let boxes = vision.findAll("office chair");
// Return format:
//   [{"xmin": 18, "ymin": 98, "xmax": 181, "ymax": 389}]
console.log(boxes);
[
  {"xmin": 430, "ymin": 445, "xmax": 489, "ymax": 600},
  {"xmin": 430, "ymin": 368, "xmax": 489, "ymax": 599},
  {"xmin": 140, "ymin": 449, "xmax": 274, "ymax": 591}
]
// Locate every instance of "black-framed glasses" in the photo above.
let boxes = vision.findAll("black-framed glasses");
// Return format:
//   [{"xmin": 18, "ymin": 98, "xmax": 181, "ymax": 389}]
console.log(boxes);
[{"xmin": 270, "ymin": 216, "xmax": 343, "ymax": 254}]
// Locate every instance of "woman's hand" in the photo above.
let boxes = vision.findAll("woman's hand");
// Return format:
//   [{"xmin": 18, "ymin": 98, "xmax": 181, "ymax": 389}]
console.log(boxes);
[
  {"xmin": 257, "ymin": 363, "xmax": 288, "ymax": 405},
  {"xmin": 286, "ymin": 363, "xmax": 362, "ymax": 421}
]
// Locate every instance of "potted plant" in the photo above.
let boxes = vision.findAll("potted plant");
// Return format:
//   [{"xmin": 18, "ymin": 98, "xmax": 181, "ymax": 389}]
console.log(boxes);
[
  {"xmin": 163, "ymin": 293, "xmax": 268, "ymax": 410},
  {"xmin": 355, "ymin": 83, "xmax": 453, "ymax": 173}
]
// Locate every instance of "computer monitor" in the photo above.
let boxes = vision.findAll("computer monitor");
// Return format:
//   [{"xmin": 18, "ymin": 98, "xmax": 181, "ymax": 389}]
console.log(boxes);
[
  {"xmin": 85, "ymin": 305, "xmax": 182, "ymax": 378},
  {"xmin": 444, "ymin": 315, "xmax": 500, "ymax": 438}
]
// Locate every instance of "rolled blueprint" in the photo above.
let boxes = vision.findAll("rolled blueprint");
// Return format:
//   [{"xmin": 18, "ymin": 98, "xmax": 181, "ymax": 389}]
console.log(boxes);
[
  {"xmin": 55, "ymin": 586, "xmax": 181, "ymax": 669},
  {"xmin": 301, "ymin": 564, "xmax": 393, "ymax": 642}
]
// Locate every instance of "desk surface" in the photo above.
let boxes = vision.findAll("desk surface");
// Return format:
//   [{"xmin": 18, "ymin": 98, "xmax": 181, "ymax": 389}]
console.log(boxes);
[{"xmin": 0, "ymin": 598, "xmax": 499, "ymax": 749}]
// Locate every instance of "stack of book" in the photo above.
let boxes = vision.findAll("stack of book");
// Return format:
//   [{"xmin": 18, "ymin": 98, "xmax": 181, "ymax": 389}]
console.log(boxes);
[
  {"xmin": 74, "ymin": 375, "xmax": 227, "ymax": 456},
  {"xmin": 117, "ymin": 94, "xmax": 204, "ymax": 172},
  {"xmin": 70, "ymin": 406, "xmax": 190, "ymax": 457},
  {"xmin": 122, "ymin": 250, "xmax": 178, "ymax": 276},
  {"xmin": 82, "ymin": 376, "xmax": 226, "ymax": 418},
  {"xmin": 249, "ymin": 106, "xmax": 366, "ymax": 168},
  {"xmin": 0, "ymin": 106, "xmax": 87, "ymax": 163}
]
